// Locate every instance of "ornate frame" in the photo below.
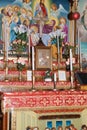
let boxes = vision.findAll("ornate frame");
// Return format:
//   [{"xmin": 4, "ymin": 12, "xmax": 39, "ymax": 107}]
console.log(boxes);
[{"xmin": 35, "ymin": 46, "xmax": 52, "ymax": 70}]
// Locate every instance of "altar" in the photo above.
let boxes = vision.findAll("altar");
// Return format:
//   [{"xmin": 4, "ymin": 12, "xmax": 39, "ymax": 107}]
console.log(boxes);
[
  {"xmin": 1, "ymin": 90, "xmax": 87, "ymax": 130},
  {"xmin": 0, "ymin": 0, "xmax": 87, "ymax": 130}
]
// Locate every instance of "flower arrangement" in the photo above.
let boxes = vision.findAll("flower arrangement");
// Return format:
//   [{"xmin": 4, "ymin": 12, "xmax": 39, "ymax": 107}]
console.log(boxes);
[
  {"xmin": 12, "ymin": 39, "xmax": 27, "ymax": 53},
  {"xmin": 62, "ymin": 42, "xmax": 75, "ymax": 59},
  {"xmin": 13, "ymin": 57, "xmax": 26, "ymax": 81},
  {"xmin": 11, "ymin": 24, "xmax": 28, "ymax": 53},
  {"xmin": 49, "ymin": 30, "xmax": 66, "ymax": 47},
  {"xmin": 14, "ymin": 57, "xmax": 26, "ymax": 71}
]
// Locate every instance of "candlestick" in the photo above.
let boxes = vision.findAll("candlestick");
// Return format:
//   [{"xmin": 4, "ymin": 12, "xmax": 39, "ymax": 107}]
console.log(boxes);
[
  {"xmin": 70, "ymin": 49, "xmax": 74, "ymax": 89},
  {"xmin": 32, "ymin": 46, "xmax": 34, "ymax": 70},
  {"xmin": 57, "ymin": 35, "xmax": 60, "ymax": 69},
  {"xmin": 54, "ymin": 73, "xmax": 57, "ymax": 82},
  {"xmin": 70, "ymin": 49, "xmax": 72, "ymax": 71},
  {"xmin": 32, "ymin": 70, "xmax": 36, "ymax": 91},
  {"xmin": 32, "ymin": 46, "xmax": 35, "ymax": 91},
  {"xmin": 78, "ymin": 29, "xmax": 80, "ymax": 64},
  {"xmin": 79, "ymin": 39, "xmax": 82, "ymax": 71},
  {"xmin": 53, "ymin": 72, "xmax": 57, "ymax": 91},
  {"xmin": 28, "ymin": 35, "xmax": 30, "ymax": 56},
  {"xmin": 28, "ymin": 34, "xmax": 31, "ymax": 69}
]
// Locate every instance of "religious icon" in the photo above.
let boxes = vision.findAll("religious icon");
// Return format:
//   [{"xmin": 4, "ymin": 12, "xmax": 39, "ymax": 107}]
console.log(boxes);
[{"xmin": 35, "ymin": 46, "xmax": 52, "ymax": 70}]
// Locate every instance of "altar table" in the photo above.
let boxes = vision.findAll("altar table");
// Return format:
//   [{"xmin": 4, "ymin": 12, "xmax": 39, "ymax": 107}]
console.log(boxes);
[{"xmin": 1, "ymin": 90, "xmax": 87, "ymax": 113}]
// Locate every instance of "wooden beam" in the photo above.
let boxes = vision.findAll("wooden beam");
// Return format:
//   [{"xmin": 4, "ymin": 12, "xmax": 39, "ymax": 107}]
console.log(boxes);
[{"xmin": 39, "ymin": 114, "xmax": 81, "ymax": 120}]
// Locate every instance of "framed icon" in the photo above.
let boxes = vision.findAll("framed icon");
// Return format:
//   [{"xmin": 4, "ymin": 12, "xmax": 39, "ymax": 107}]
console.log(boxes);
[{"xmin": 35, "ymin": 46, "xmax": 52, "ymax": 70}]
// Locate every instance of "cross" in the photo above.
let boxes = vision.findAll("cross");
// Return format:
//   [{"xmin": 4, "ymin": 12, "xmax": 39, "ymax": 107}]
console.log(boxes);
[{"xmin": 33, "ymin": 16, "xmax": 48, "ymax": 38}]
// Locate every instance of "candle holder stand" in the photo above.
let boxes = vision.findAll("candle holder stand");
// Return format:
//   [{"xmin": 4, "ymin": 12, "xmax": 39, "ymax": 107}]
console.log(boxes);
[
  {"xmin": 53, "ymin": 81, "xmax": 57, "ymax": 91},
  {"xmin": 31, "ymin": 70, "xmax": 36, "ymax": 91},
  {"xmin": 28, "ymin": 51, "xmax": 32, "ymax": 70},
  {"xmin": 70, "ymin": 71, "xmax": 75, "ymax": 90},
  {"xmin": 5, "ymin": 61, "xmax": 8, "ymax": 82}
]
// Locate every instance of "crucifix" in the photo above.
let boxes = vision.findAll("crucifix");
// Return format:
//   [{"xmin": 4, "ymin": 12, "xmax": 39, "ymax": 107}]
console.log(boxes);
[{"xmin": 33, "ymin": 16, "xmax": 48, "ymax": 38}]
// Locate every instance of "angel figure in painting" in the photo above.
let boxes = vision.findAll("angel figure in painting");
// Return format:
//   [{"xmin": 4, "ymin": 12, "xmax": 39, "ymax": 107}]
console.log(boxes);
[
  {"xmin": 23, "ymin": 0, "xmax": 32, "ymax": 11},
  {"xmin": 50, "ymin": 3, "xmax": 68, "ymax": 18}
]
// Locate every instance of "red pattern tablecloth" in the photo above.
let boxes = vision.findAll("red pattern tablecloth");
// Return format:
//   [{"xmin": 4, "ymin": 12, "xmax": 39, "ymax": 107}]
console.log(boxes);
[{"xmin": 1, "ymin": 90, "xmax": 87, "ymax": 113}]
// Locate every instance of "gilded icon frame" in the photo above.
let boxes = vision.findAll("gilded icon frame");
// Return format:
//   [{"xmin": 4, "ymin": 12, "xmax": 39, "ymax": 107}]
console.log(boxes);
[{"xmin": 35, "ymin": 46, "xmax": 52, "ymax": 70}]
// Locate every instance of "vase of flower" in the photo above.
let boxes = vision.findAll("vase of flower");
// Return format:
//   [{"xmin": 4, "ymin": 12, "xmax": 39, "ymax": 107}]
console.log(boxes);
[
  {"xmin": 13, "ymin": 57, "xmax": 25, "ymax": 81},
  {"xmin": 17, "ymin": 57, "xmax": 25, "ymax": 81}
]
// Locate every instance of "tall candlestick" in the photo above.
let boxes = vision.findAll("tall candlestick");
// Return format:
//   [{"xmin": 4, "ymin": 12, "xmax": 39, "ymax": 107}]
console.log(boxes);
[
  {"xmin": 53, "ymin": 72, "xmax": 57, "ymax": 91},
  {"xmin": 32, "ymin": 46, "xmax": 34, "ymax": 70},
  {"xmin": 70, "ymin": 49, "xmax": 73, "ymax": 71},
  {"xmin": 32, "ymin": 46, "xmax": 35, "ymax": 91},
  {"xmin": 57, "ymin": 35, "xmax": 60, "ymax": 69},
  {"xmin": 28, "ymin": 34, "xmax": 31, "ymax": 69},
  {"xmin": 54, "ymin": 73, "xmax": 57, "ymax": 82},
  {"xmin": 79, "ymin": 39, "xmax": 82, "ymax": 71},
  {"xmin": 78, "ymin": 29, "xmax": 80, "ymax": 63},
  {"xmin": 28, "ymin": 35, "xmax": 30, "ymax": 56},
  {"xmin": 70, "ymin": 49, "xmax": 74, "ymax": 88}
]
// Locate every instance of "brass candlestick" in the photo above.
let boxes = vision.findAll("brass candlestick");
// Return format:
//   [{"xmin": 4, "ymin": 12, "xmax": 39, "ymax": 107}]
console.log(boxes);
[
  {"xmin": 32, "ymin": 70, "xmax": 36, "ymax": 91},
  {"xmin": 53, "ymin": 81, "xmax": 57, "ymax": 91},
  {"xmin": 5, "ymin": 60, "xmax": 8, "ymax": 81},
  {"xmin": 70, "ymin": 71, "xmax": 75, "ymax": 90}
]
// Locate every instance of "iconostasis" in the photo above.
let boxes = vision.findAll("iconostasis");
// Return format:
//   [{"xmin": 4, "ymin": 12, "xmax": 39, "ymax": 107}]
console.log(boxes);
[{"xmin": 0, "ymin": 0, "xmax": 86, "ymax": 88}]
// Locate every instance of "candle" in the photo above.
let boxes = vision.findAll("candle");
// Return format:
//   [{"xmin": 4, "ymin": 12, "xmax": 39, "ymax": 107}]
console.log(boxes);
[
  {"xmin": 70, "ymin": 49, "xmax": 73, "ymax": 88},
  {"xmin": 54, "ymin": 73, "xmax": 57, "ymax": 82},
  {"xmin": 57, "ymin": 35, "xmax": 60, "ymax": 68},
  {"xmin": 79, "ymin": 39, "xmax": 82, "ymax": 67},
  {"xmin": 28, "ymin": 35, "xmax": 30, "ymax": 55},
  {"xmin": 32, "ymin": 46, "xmax": 34, "ymax": 70},
  {"xmin": 78, "ymin": 29, "xmax": 79, "ymax": 63},
  {"xmin": 70, "ymin": 49, "xmax": 73, "ymax": 71},
  {"xmin": 28, "ymin": 34, "xmax": 31, "ymax": 67}
]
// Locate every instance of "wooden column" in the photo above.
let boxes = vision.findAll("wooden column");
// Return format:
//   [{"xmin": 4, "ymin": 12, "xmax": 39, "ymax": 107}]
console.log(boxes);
[{"xmin": 2, "ymin": 112, "xmax": 8, "ymax": 130}]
